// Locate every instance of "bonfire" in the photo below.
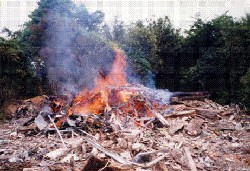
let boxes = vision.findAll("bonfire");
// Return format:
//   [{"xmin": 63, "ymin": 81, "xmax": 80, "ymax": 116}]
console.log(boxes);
[{"xmin": 48, "ymin": 47, "xmax": 173, "ymax": 128}]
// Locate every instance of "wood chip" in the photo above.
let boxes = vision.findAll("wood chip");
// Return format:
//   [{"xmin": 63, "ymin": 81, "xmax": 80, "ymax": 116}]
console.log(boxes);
[
  {"xmin": 34, "ymin": 114, "xmax": 48, "ymax": 130},
  {"xmin": 185, "ymin": 118, "xmax": 204, "ymax": 136},
  {"xmin": 168, "ymin": 120, "xmax": 186, "ymax": 135},
  {"xmin": 46, "ymin": 148, "xmax": 68, "ymax": 160},
  {"xmin": 194, "ymin": 108, "xmax": 220, "ymax": 119}
]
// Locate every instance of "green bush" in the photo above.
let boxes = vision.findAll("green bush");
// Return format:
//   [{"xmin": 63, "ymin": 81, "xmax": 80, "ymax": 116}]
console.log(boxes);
[{"xmin": 0, "ymin": 35, "xmax": 39, "ymax": 107}]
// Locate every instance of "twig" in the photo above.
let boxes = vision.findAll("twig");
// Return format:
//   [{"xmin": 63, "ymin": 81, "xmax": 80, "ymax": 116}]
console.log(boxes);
[
  {"xmin": 98, "ymin": 161, "xmax": 111, "ymax": 171},
  {"xmin": 184, "ymin": 147, "xmax": 197, "ymax": 171},
  {"xmin": 74, "ymin": 127, "xmax": 96, "ymax": 139},
  {"xmin": 48, "ymin": 115, "xmax": 67, "ymax": 148}
]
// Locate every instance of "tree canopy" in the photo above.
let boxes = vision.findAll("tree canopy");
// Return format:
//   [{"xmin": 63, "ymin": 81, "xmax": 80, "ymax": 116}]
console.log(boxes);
[
  {"xmin": 181, "ymin": 14, "xmax": 250, "ymax": 105},
  {"xmin": 17, "ymin": 0, "xmax": 114, "ymax": 94}
]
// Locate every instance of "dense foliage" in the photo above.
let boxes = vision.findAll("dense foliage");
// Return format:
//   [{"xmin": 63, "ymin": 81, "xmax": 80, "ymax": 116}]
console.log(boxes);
[
  {"xmin": 0, "ymin": 0, "xmax": 249, "ymax": 111},
  {"xmin": 0, "ymin": 30, "xmax": 39, "ymax": 106},
  {"xmin": 181, "ymin": 14, "xmax": 250, "ymax": 106},
  {"xmin": 17, "ymin": 0, "xmax": 115, "ymax": 94},
  {"xmin": 113, "ymin": 14, "xmax": 249, "ymax": 110},
  {"xmin": 113, "ymin": 17, "xmax": 182, "ymax": 88}
]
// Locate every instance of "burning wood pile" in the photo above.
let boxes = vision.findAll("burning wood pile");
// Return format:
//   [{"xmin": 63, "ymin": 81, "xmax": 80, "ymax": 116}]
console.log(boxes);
[
  {"xmin": 15, "ymin": 48, "xmax": 176, "ymax": 130},
  {"xmin": 1, "ymin": 48, "xmax": 249, "ymax": 170}
]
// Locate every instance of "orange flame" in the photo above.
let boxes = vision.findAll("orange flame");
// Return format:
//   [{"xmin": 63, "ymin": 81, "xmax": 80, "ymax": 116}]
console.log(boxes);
[
  {"xmin": 69, "ymin": 48, "xmax": 130, "ymax": 115},
  {"xmin": 94, "ymin": 48, "xmax": 127, "ymax": 90},
  {"xmin": 52, "ymin": 47, "xmax": 158, "ymax": 128}
]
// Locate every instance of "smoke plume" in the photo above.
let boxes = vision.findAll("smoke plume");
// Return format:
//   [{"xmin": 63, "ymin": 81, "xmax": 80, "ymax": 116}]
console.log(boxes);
[{"xmin": 39, "ymin": 2, "xmax": 115, "ymax": 95}]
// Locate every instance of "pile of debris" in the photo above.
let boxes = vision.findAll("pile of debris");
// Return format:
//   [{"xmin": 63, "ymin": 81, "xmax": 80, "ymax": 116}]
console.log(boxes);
[
  {"xmin": 0, "ymin": 49, "xmax": 249, "ymax": 170},
  {"xmin": 0, "ymin": 87, "xmax": 249, "ymax": 171}
]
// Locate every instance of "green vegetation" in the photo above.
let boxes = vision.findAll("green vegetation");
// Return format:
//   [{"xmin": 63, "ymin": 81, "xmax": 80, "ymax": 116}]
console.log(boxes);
[
  {"xmin": 0, "ymin": 0, "xmax": 249, "ymax": 112},
  {"xmin": 0, "ymin": 30, "xmax": 39, "ymax": 105},
  {"xmin": 17, "ymin": 0, "xmax": 109, "ymax": 93},
  {"xmin": 181, "ymin": 14, "xmax": 250, "ymax": 107}
]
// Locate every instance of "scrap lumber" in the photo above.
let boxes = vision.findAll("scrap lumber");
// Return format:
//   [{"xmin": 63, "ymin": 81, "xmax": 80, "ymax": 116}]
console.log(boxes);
[
  {"xmin": 171, "ymin": 92, "xmax": 210, "ymax": 103},
  {"xmin": 2, "ymin": 92, "xmax": 249, "ymax": 170},
  {"xmin": 189, "ymin": 107, "xmax": 221, "ymax": 119},
  {"xmin": 22, "ymin": 95, "xmax": 49, "ymax": 105},
  {"xmin": 168, "ymin": 120, "xmax": 186, "ymax": 135},
  {"xmin": 82, "ymin": 136, "xmax": 169, "ymax": 168},
  {"xmin": 17, "ymin": 124, "xmax": 36, "ymax": 133},
  {"xmin": 145, "ymin": 100, "xmax": 169, "ymax": 126},
  {"xmin": 165, "ymin": 109, "xmax": 196, "ymax": 117},
  {"xmin": 184, "ymin": 147, "xmax": 198, "ymax": 171},
  {"xmin": 134, "ymin": 148, "xmax": 169, "ymax": 158},
  {"xmin": 152, "ymin": 110, "xmax": 169, "ymax": 126},
  {"xmin": 185, "ymin": 118, "xmax": 204, "ymax": 136},
  {"xmin": 82, "ymin": 136, "xmax": 132, "ymax": 165},
  {"xmin": 46, "ymin": 148, "xmax": 69, "ymax": 160}
]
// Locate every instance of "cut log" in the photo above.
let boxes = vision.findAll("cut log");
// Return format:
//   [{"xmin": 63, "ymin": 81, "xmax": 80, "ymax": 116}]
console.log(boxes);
[
  {"xmin": 172, "ymin": 92, "xmax": 210, "ymax": 97},
  {"xmin": 171, "ymin": 96, "xmax": 209, "ymax": 102},
  {"xmin": 170, "ymin": 92, "xmax": 210, "ymax": 103}
]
